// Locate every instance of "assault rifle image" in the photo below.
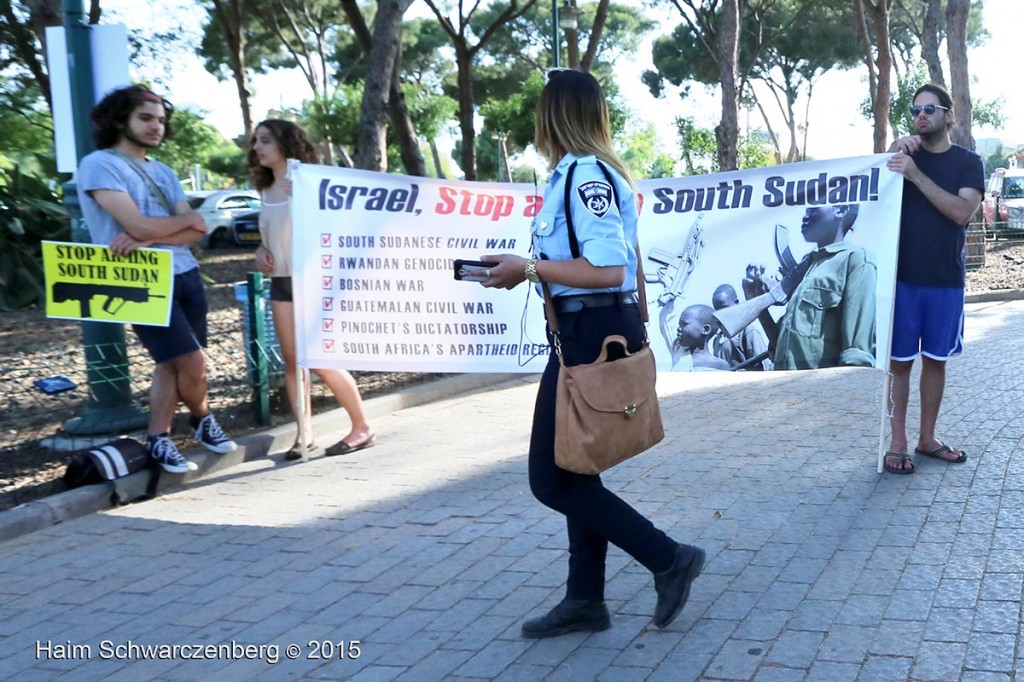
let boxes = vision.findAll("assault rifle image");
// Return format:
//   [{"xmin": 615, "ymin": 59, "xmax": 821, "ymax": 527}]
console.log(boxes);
[
  {"xmin": 645, "ymin": 214, "xmax": 704, "ymax": 306},
  {"xmin": 52, "ymin": 282, "xmax": 166, "ymax": 318}
]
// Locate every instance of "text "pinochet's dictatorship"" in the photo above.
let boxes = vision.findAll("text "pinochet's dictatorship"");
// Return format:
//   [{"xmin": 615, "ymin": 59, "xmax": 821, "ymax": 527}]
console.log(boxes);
[{"xmin": 36, "ymin": 639, "xmax": 362, "ymax": 664}]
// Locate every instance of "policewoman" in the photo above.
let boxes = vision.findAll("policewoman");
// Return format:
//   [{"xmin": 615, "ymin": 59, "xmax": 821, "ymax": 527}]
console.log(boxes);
[{"xmin": 480, "ymin": 69, "xmax": 705, "ymax": 638}]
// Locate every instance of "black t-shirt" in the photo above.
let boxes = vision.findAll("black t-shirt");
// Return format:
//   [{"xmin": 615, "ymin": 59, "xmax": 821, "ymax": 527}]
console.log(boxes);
[{"xmin": 897, "ymin": 144, "xmax": 984, "ymax": 287}]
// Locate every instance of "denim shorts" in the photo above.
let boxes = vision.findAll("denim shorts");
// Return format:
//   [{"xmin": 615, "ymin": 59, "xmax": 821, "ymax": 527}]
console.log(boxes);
[
  {"xmin": 132, "ymin": 267, "xmax": 207, "ymax": 364},
  {"xmin": 890, "ymin": 281, "xmax": 964, "ymax": 361}
]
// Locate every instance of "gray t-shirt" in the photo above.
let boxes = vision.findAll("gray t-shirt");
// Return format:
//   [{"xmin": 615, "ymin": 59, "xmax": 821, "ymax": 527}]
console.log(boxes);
[{"xmin": 76, "ymin": 149, "xmax": 197, "ymax": 274}]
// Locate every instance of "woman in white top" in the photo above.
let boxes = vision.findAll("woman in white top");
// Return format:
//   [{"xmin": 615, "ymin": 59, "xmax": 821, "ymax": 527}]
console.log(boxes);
[{"xmin": 249, "ymin": 119, "xmax": 374, "ymax": 460}]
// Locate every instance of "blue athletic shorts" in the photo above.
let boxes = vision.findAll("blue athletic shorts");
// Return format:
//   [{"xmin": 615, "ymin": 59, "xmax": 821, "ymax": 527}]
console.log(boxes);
[
  {"xmin": 890, "ymin": 281, "xmax": 964, "ymax": 361},
  {"xmin": 132, "ymin": 267, "xmax": 207, "ymax": 364}
]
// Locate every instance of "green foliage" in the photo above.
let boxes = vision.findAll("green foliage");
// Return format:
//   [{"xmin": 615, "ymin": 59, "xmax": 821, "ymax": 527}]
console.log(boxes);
[
  {"xmin": 675, "ymin": 117, "xmax": 773, "ymax": 175},
  {"xmin": 739, "ymin": 132, "xmax": 775, "ymax": 170},
  {"xmin": 676, "ymin": 117, "xmax": 718, "ymax": 175},
  {"xmin": 404, "ymin": 84, "xmax": 459, "ymax": 142},
  {"xmin": 471, "ymin": 2, "xmax": 656, "ymax": 102},
  {"xmin": 300, "ymin": 83, "xmax": 364, "ymax": 151},
  {"xmin": 620, "ymin": 122, "xmax": 677, "ymax": 180},
  {"xmin": 151, "ymin": 109, "xmax": 246, "ymax": 188},
  {"xmin": 479, "ymin": 71, "xmax": 545, "ymax": 151},
  {"xmin": 198, "ymin": 1, "xmax": 291, "ymax": 82},
  {"xmin": 0, "ymin": 83, "xmax": 54, "ymax": 172},
  {"xmin": 986, "ymin": 144, "xmax": 1009, "ymax": 174},
  {"xmin": 0, "ymin": 168, "xmax": 70, "ymax": 310}
]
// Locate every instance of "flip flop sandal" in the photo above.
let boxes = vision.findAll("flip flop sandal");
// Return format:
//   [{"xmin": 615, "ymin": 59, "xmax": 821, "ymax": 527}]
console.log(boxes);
[
  {"xmin": 884, "ymin": 451, "xmax": 915, "ymax": 475},
  {"xmin": 325, "ymin": 435, "xmax": 375, "ymax": 457},
  {"xmin": 285, "ymin": 442, "xmax": 316, "ymax": 461},
  {"xmin": 915, "ymin": 443, "xmax": 967, "ymax": 463}
]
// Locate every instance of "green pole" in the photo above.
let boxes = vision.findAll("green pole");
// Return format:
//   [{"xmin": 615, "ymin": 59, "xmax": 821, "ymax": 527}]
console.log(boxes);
[
  {"xmin": 552, "ymin": 0, "xmax": 560, "ymax": 68},
  {"xmin": 61, "ymin": 0, "xmax": 147, "ymax": 435}
]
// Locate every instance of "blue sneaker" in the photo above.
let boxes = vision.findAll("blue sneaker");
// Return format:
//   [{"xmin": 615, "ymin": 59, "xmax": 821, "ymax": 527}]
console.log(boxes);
[
  {"xmin": 193, "ymin": 413, "xmax": 237, "ymax": 454},
  {"xmin": 147, "ymin": 436, "xmax": 197, "ymax": 473}
]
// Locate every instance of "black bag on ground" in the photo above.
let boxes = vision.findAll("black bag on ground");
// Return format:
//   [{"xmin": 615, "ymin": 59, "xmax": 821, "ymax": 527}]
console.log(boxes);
[{"xmin": 62, "ymin": 438, "xmax": 161, "ymax": 505}]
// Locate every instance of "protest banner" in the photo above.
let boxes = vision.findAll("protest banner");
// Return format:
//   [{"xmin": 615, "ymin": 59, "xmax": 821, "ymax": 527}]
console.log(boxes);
[
  {"xmin": 291, "ymin": 155, "xmax": 901, "ymax": 373},
  {"xmin": 43, "ymin": 241, "xmax": 174, "ymax": 326}
]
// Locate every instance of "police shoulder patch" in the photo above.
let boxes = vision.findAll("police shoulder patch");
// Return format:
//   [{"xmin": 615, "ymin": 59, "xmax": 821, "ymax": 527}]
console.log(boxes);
[{"xmin": 576, "ymin": 180, "xmax": 613, "ymax": 218}]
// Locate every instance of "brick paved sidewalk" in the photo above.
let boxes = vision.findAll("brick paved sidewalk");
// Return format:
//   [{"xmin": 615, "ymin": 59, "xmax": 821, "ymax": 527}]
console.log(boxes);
[{"xmin": 0, "ymin": 300, "xmax": 1021, "ymax": 681}]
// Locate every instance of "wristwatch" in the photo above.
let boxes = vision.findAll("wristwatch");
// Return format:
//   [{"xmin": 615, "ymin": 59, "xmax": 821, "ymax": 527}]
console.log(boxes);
[{"xmin": 524, "ymin": 258, "xmax": 542, "ymax": 283}]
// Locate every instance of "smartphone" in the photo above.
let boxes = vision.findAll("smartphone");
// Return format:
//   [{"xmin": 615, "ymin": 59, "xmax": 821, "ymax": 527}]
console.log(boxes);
[{"xmin": 453, "ymin": 259, "xmax": 498, "ymax": 282}]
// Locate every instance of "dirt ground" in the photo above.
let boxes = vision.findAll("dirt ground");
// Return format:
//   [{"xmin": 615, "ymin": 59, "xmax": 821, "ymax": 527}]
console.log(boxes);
[{"xmin": 2, "ymin": 240, "xmax": 1023, "ymax": 512}]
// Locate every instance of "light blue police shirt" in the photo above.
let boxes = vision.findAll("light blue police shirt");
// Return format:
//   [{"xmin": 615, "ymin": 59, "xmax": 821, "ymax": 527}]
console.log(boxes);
[
  {"xmin": 76, "ymin": 150, "xmax": 197, "ymax": 275},
  {"xmin": 530, "ymin": 153, "xmax": 639, "ymax": 298}
]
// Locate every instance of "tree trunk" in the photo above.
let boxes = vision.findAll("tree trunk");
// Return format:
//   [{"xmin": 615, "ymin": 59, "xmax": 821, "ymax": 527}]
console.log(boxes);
[
  {"xmin": 210, "ymin": 0, "xmax": 254, "ymax": 139},
  {"xmin": 387, "ymin": 57, "xmax": 427, "ymax": 176},
  {"xmin": 566, "ymin": 29, "xmax": 580, "ymax": 69},
  {"xmin": 353, "ymin": 0, "xmax": 405, "ymax": 171},
  {"xmin": 455, "ymin": 50, "xmax": 477, "ymax": 180},
  {"xmin": 856, "ymin": 0, "xmax": 893, "ymax": 153},
  {"xmin": 945, "ymin": 0, "xmax": 972, "ymax": 150},
  {"xmin": 715, "ymin": 0, "xmax": 741, "ymax": 171},
  {"xmin": 753, "ymin": 96, "xmax": 783, "ymax": 165},
  {"xmin": 430, "ymin": 139, "xmax": 446, "ymax": 179},
  {"xmin": 921, "ymin": 0, "xmax": 945, "ymax": 86},
  {"xmin": 579, "ymin": 0, "xmax": 609, "ymax": 72},
  {"xmin": 341, "ymin": 0, "xmax": 424, "ymax": 175}
]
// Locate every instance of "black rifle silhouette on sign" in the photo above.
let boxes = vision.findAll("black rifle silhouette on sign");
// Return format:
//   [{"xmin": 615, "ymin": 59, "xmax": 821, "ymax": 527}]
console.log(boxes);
[{"xmin": 52, "ymin": 282, "xmax": 166, "ymax": 318}]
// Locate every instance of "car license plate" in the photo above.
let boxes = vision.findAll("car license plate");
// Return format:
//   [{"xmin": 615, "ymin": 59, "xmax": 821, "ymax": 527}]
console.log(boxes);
[{"xmin": 239, "ymin": 232, "xmax": 261, "ymax": 242}]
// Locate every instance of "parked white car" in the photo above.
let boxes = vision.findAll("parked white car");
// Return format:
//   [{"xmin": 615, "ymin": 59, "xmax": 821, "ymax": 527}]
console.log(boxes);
[{"xmin": 186, "ymin": 190, "xmax": 261, "ymax": 248}]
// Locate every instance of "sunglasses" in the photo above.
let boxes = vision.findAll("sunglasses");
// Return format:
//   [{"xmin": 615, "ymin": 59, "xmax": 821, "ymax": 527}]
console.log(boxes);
[{"xmin": 909, "ymin": 103, "xmax": 948, "ymax": 116}]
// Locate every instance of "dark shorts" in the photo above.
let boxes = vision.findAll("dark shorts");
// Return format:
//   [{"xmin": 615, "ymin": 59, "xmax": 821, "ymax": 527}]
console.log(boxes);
[
  {"xmin": 890, "ymin": 281, "xmax": 964, "ymax": 361},
  {"xmin": 270, "ymin": 276, "xmax": 293, "ymax": 302},
  {"xmin": 132, "ymin": 268, "xmax": 207, "ymax": 364}
]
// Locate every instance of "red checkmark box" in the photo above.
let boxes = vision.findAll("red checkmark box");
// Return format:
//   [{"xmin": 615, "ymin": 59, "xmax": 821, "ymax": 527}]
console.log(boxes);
[
  {"xmin": 321, "ymin": 255, "xmax": 332, "ymax": 268},
  {"xmin": 323, "ymin": 339, "xmax": 335, "ymax": 352},
  {"xmin": 322, "ymin": 297, "xmax": 333, "ymax": 310},
  {"xmin": 322, "ymin": 276, "xmax": 333, "ymax": 289},
  {"xmin": 321, "ymin": 233, "xmax": 332, "ymax": 247},
  {"xmin": 322, "ymin": 318, "xmax": 334, "ymax": 332}
]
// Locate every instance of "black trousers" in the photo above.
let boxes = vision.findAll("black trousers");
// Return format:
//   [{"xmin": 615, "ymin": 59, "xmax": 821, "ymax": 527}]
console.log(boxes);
[{"xmin": 529, "ymin": 301, "xmax": 677, "ymax": 602}]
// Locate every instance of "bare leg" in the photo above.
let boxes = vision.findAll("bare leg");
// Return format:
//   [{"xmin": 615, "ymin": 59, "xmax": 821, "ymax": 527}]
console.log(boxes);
[
  {"xmin": 148, "ymin": 361, "xmax": 181, "ymax": 436},
  {"xmin": 915, "ymin": 356, "xmax": 962, "ymax": 459},
  {"xmin": 272, "ymin": 299, "xmax": 312, "ymax": 445},
  {"xmin": 313, "ymin": 368, "xmax": 372, "ymax": 444},
  {"xmin": 886, "ymin": 359, "xmax": 914, "ymax": 471},
  {"xmin": 173, "ymin": 349, "xmax": 209, "ymax": 417}
]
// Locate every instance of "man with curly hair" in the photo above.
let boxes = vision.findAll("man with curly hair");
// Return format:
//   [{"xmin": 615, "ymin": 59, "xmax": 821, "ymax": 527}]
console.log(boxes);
[{"xmin": 76, "ymin": 84, "xmax": 236, "ymax": 473}]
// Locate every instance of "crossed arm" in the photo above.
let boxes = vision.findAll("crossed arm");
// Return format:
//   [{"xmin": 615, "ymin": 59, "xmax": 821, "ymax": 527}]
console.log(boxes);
[{"xmin": 91, "ymin": 190, "xmax": 207, "ymax": 255}]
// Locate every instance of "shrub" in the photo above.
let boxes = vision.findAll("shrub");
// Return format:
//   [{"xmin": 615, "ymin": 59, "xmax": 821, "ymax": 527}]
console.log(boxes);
[{"xmin": 0, "ymin": 168, "xmax": 70, "ymax": 310}]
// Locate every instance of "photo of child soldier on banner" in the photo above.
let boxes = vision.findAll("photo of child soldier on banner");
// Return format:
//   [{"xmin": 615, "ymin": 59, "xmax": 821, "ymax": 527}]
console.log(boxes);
[{"xmin": 637, "ymin": 154, "xmax": 900, "ymax": 373}]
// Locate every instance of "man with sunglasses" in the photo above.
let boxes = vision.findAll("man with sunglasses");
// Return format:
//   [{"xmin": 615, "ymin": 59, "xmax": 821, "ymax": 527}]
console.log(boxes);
[
  {"xmin": 77, "ymin": 85, "xmax": 237, "ymax": 474},
  {"xmin": 883, "ymin": 83, "xmax": 984, "ymax": 474}
]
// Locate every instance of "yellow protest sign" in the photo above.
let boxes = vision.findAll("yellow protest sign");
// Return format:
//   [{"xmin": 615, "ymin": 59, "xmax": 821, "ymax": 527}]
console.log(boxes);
[{"xmin": 43, "ymin": 241, "xmax": 174, "ymax": 325}]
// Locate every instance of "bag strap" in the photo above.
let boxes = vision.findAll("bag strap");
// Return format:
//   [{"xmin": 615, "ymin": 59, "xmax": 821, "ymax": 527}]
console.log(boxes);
[
  {"xmin": 542, "ymin": 159, "xmax": 649, "ymax": 341},
  {"xmin": 106, "ymin": 149, "xmax": 176, "ymax": 215}
]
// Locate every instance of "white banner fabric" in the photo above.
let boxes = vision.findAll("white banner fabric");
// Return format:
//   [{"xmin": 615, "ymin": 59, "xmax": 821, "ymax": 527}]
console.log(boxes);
[{"xmin": 291, "ymin": 155, "xmax": 901, "ymax": 373}]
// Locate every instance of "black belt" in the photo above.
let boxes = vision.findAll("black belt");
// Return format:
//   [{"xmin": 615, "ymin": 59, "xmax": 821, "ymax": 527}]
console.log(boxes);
[{"xmin": 551, "ymin": 292, "xmax": 638, "ymax": 314}]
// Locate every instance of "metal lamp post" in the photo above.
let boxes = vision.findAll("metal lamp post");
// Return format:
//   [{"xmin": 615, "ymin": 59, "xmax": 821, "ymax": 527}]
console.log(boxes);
[
  {"xmin": 551, "ymin": 0, "xmax": 560, "ymax": 68},
  {"xmin": 61, "ymin": 0, "xmax": 146, "ymax": 435}
]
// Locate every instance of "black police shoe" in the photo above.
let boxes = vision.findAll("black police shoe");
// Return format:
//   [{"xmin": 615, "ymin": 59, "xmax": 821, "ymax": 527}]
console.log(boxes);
[
  {"xmin": 521, "ymin": 598, "xmax": 612, "ymax": 639},
  {"xmin": 653, "ymin": 543, "xmax": 706, "ymax": 628}
]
